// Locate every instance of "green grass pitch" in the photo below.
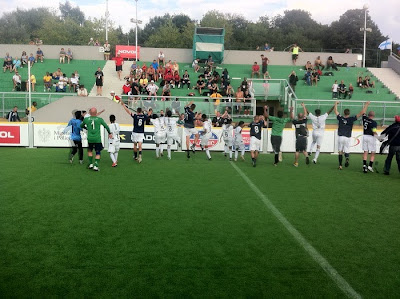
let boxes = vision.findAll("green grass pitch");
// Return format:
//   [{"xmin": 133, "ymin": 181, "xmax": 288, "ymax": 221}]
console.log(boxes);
[{"xmin": 1, "ymin": 147, "xmax": 400, "ymax": 297}]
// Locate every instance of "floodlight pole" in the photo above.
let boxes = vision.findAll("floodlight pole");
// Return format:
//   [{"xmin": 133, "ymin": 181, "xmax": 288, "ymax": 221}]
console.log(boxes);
[
  {"xmin": 135, "ymin": 0, "xmax": 138, "ymax": 63},
  {"xmin": 362, "ymin": 5, "xmax": 368, "ymax": 68},
  {"xmin": 27, "ymin": 60, "xmax": 33, "ymax": 148},
  {"xmin": 105, "ymin": 0, "xmax": 109, "ymax": 41}
]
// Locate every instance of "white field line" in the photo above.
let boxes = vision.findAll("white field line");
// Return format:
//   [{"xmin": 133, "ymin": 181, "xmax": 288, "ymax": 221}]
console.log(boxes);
[{"xmin": 230, "ymin": 162, "xmax": 362, "ymax": 299}]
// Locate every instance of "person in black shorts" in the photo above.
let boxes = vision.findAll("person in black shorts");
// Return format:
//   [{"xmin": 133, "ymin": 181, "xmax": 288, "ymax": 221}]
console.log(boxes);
[
  {"xmin": 94, "ymin": 67, "xmax": 104, "ymax": 96},
  {"xmin": 292, "ymin": 104, "xmax": 309, "ymax": 167}
]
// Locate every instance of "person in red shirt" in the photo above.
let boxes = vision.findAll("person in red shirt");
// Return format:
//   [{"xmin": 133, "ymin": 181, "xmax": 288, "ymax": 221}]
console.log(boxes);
[
  {"xmin": 114, "ymin": 54, "xmax": 124, "ymax": 81},
  {"xmin": 173, "ymin": 70, "xmax": 180, "ymax": 88},
  {"xmin": 164, "ymin": 70, "xmax": 173, "ymax": 88},
  {"xmin": 122, "ymin": 81, "xmax": 131, "ymax": 95},
  {"xmin": 141, "ymin": 62, "xmax": 147, "ymax": 73},
  {"xmin": 251, "ymin": 62, "xmax": 260, "ymax": 78}
]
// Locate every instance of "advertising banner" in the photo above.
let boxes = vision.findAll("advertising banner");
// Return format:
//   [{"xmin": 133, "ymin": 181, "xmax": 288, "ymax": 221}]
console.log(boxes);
[
  {"xmin": 33, "ymin": 123, "xmax": 90, "ymax": 147},
  {"xmin": 0, "ymin": 124, "xmax": 28, "ymax": 146},
  {"xmin": 115, "ymin": 45, "xmax": 140, "ymax": 59}
]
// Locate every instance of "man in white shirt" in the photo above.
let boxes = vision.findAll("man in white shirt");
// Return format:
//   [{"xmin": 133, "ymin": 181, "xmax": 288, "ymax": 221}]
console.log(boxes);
[
  {"xmin": 302, "ymin": 102, "xmax": 335, "ymax": 164},
  {"xmin": 108, "ymin": 114, "xmax": 121, "ymax": 167},
  {"xmin": 12, "ymin": 72, "xmax": 21, "ymax": 91},
  {"xmin": 146, "ymin": 80, "xmax": 159, "ymax": 99},
  {"xmin": 332, "ymin": 80, "xmax": 339, "ymax": 99},
  {"xmin": 165, "ymin": 110, "xmax": 181, "ymax": 160},
  {"xmin": 200, "ymin": 114, "xmax": 213, "ymax": 160},
  {"xmin": 77, "ymin": 85, "xmax": 88, "ymax": 97},
  {"xmin": 150, "ymin": 114, "xmax": 167, "ymax": 158}
]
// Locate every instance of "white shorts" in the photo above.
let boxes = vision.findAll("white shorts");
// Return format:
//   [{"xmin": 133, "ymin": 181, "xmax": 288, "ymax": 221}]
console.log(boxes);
[
  {"xmin": 184, "ymin": 127, "xmax": 198, "ymax": 137},
  {"xmin": 250, "ymin": 136, "xmax": 261, "ymax": 152},
  {"xmin": 200, "ymin": 133, "xmax": 211, "ymax": 146},
  {"xmin": 131, "ymin": 132, "xmax": 144, "ymax": 143},
  {"xmin": 234, "ymin": 139, "xmax": 245, "ymax": 150},
  {"xmin": 312, "ymin": 130, "xmax": 324, "ymax": 146},
  {"xmin": 108, "ymin": 142, "xmax": 120, "ymax": 153},
  {"xmin": 155, "ymin": 132, "xmax": 167, "ymax": 144},
  {"xmin": 338, "ymin": 136, "xmax": 351, "ymax": 153},
  {"xmin": 167, "ymin": 133, "xmax": 180, "ymax": 145},
  {"xmin": 223, "ymin": 137, "xmax": 233, "ymax": 147},
  {"xmin": 363, "ymin": 135, "xmax": 376, "ymax": 152}
]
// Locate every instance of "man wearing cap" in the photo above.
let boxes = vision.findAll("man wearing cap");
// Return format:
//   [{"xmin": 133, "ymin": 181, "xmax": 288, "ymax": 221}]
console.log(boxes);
[
  {"xmin": 146, "ymin": 80, "xmax": 159, "ymax": 99},
  {"xmin": 110, "ymin": 91, "xmax": 121, "ymax": 103},
  {"xmin": 380, "ymin": 116, "xmax": 400, "ymax": 175}
]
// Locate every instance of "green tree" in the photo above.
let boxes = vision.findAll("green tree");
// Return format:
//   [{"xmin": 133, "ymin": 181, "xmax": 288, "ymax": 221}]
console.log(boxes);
[
  {"xmin": 59, "ymin": 1, "xmax": 85, "ymax": 25},
  {"xmin": 200, "ymin": 10, "xmax": 233, "ymax": 48}
]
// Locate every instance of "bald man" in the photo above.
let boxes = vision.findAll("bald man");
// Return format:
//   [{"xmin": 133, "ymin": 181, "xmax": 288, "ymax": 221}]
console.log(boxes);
[{"xmin": 80, "ymin": 107, "xmax": 112, "ymax": 171}]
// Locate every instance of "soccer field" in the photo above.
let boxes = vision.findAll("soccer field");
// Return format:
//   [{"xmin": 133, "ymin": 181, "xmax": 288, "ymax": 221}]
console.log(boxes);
[{"xmin": 1, "ymin": 148, "xmax": 400, "ymax": 297}]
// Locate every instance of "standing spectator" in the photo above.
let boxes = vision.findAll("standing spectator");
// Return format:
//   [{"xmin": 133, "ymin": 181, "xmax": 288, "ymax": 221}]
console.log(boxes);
[
  {"xmin": 289, "ymin": 43, "xmax": 303, "ymax": 65},
  {"xmin": 103, "ymin": 40, "xmax": 111, "ymax": 60},
  {"xmin": 240, "ymin": 77, "xmax": 249, "ymax": 93},
  {"xmin": 94, "ymin": 39, "xmax": 100, "ymax": 46},
  {"xmin": 348, "ymin": 83, "xmax": 354, "ymax": 99},
  {"xmin": 212, "ymin": 111, "xmax": 224, "ymax": 127},
  {"xmin": 381, "ymin": 115, "xmax": 400, "ymax": 175},
  {"xmin": 332, "ymin": 80, "xmax": 339, "ymax": 99},
  {"xmin": 35, "ymin": 48, "xmax": 44, "ymax": 63},
  {"xmin": 59, "ymin": 48, "xmax": 66, "ymax": 63},
  {"xmin": 158, "ymin": 51, "xmax": 165, "ymax": 66},
  {"xmin": 12, "ymin": 71, "xmax": 21, "ymax": 91},
  {"xmin": 114, "ymin": 53, "xmax": 124, "ymax": 80},
  {"xmin": 43, "ymin": 72, "xmax": 52, "ymax": 92},
  {"xmin": 264, "ymin": 43, "xmax": 270, "ymax": 51},
  {"xmin": 7, "ymin": 106, "xmax": 21, "ymax": 122},
  {"xmin": 207, "ymin": 55, "xmax": 214, "ymax": 71},
  {"xmin": 192, "ymin": 58, "xmax": 200, "ymax": 73},
  {"xmin": 261, "ymin": 54, "xmax": 269, "ymax": 75},
  {"xmin": 110, "ymin": 91, "xmax": 122, "ymax": 103},
  {"xmin": 251, "ymin": 62, "xmax": 260, "ymax": 78},
  {"xmin": 66, "ymin": 48, "xmax": 73, "ymax": 64},
  {"xmin": 95, "ymin": 67, "xmax": 104, "ymax": 96},
  {"xmin": 21, "ymin": 51, "xmax": 28, "ymax": 67},
  {"xmin": 88, "ymin": 38, "xmax": 95, "ymax": 46},
  {"xmin": 288, "ymin": 70, "xmax": 298, "ymax": 92},
  {"xmin": 122, "ymin": 80, "xmax": 131, "ymax": 95},
  {"xmin": 77, "ymin": 85, "xmax": 88, "ymax": 97}
]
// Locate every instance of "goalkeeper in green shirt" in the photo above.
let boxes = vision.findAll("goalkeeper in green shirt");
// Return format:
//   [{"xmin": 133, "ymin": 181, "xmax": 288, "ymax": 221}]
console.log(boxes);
[
  {"xmin": 80, "ymin": 107, "xmax": 112, "ymax": 171},
  {"xmin": 265, "ymin": 105, "xmax": 294, "ymax": 166}
]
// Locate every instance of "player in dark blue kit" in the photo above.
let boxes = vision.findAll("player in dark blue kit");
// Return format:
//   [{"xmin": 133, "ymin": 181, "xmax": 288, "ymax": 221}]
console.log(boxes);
[
  {"xmin": 249, "ymin": 106, "xmax": 268, "ymax": 167},
  {"xmin": 121, "ymin": 101, "xmax": 148, "ymax": 163},
  {"xmin": 184, "ymin": 101, "xmax": 199, "ymax": 158},
  {"xmin": 362, "ymin": 110, "xmax": 378, "ymax": 173}
]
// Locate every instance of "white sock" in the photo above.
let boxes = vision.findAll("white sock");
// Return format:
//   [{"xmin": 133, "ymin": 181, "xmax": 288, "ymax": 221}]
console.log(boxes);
[
  {"xmin": 206, "ymin": 149, "xmax": 211, "ymax": 159},
  {"xmin": 110, "ymin": 153, "xmax": 116, "ymax": 163},
  {"xmin": 167, "ymin": 146, "xmax": 171, "ymax": 158},
  {"xmin": 160, "ymin": 144, "xmax": 163, "ymax": 155},
  {"xmin": 156, "ymin": 147, "xmax": 159, "ymax": 157},
  {"xmin": 241, "ymin": 149, "xmax": 245, "ymax": 156},
  {"xmin": 224, "ymin": 145, "xmax": 228, "ymax": 153},
  {"xmin": 235, "ymin": 150, "xmax": 238, "ymax": 159},
  {"xmin": 229, "ymin": 149, "xmax": 232, "ymax": 159},
  {"xmin": 315, "ymin": 149, "xmax": 320, "ymax": 160},
  {"xmin": 309, "ymin": 141, "xmax": 316, "ymax": 154},
  {"xmin": 114, "ymin": 152, "xmax": 119, "ymax": 162}
]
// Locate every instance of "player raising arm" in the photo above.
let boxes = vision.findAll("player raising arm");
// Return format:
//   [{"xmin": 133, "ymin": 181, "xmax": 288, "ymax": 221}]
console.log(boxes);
[
  {"xmin": 234, "ymin": 121, "xmax": 246, "ymax": 161},
  {"xmin": 249, "ymin": 106, "xmax": 268, "ymax": 167},
  {"xmin": 108, "ymin": 114, "xmax": 121, "ymax": 167},
  {"xmin": 150, "ymin": 114, "xmax": 167, "ymax": 158},
  {"xmin": 334, "ymin": 101, "xmax": 370, "ymax": 170},
  {"xmin": 200, "ymin": 114, "xmax": 213, "ymax": 160},
  {"xmin": 165, "ymin": 110, "xmax": 181, "ymax": 160},
  {"xmin": 184, "ymin": 101, "xmax": 199, "ymax": 158}
]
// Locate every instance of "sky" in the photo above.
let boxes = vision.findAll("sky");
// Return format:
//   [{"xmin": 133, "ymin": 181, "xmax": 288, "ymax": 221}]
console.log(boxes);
[{"xmin": 1, "ymin": 0, "xmax": 399, "ymax": 43}]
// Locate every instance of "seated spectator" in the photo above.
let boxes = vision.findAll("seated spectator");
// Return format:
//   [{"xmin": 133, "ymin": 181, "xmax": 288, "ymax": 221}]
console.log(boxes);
[
  {"xmin": 69, "ymin": 73, "xmax": 79, "ymax": 92},
  {"xmin": 311, "ymin": 69, "xmax": 319, "ymax": 86},
  {"xmin": 3, "ymin": 52, "xmax": 12, "ymax": 67},
  {"xmin": 288, "ymin": 70, "xmax": 298, "ymax": 92},
  {"xmin": 348, "ymin": 83, "xmax": 354, "ymax": 99},
  {"xmin": 243, "ymin": 90, "xmax": 252, "ymax": 115},
  {"xmin": 195, "ymin": 75, "xmax": 206, "ymax": 95},
  {"xmin": 21, "ymin": 51, "xmax": 28, "ymax": 67},
  {"xmin": 235, "ymin": 87, "xmax": 244, "ymax": 114},
  {"xmin": 165, "ymin": 60, "xmax": 172, "ymax": 69},
  {"xmin": 139, "ymin": 74, "xmax": 148, "ymax": 94},
  {"xmin": 264, "ymin": 43, "xmax": 270, "ymax": 51},
  {"xmin": 314, "ymin": 56, "xmax": 325, "ymax": 70},
  {"xmin": 173, "ymin": 70, "xmax": 180, "ymax": 88},
  {"xmin": 28, "ymin": 53, "xmax": 35, "ymax": 67},
  {"xmin": 43, "ymin": 72, "xmax": 52, "ymax": 91},
  {"xmin": 221, "ymin": 68, "xmax": 230, "ymax": 89},
  {"xmin": 212, "ymin": 111, "xmax": 224, "ymax": 127},
  {"xmin": 36, "ymin": 48, "xmax": 44, "ymax": 63},
  {"xmin": 357, "ymin": 75, "xmax": 364, "ymax": 87},
  {"xmin": 77, "ymin": 85, "xmax": 88, "ymax": 97},
  {"xmin": 163, "ymin": 69, "xmax": 174, "ymax": 88},
  {"xmin": 156, "ymin": 65, "xmax": 164, "ymax": 81},
  {"xmin": 192, "ymin": 58, "xmax": 200, "ymax": 73},
  {"xmin": 26, "ymin": 101, "xmax": 38, "ymax": 115},
  {"xmin": 52, "ymin": 68, "xmax": 62, "ymax": 80},
  {"xmin": 326, "ymin": 56, "xmax": 339, "ymax": 71},
  {"xmin": 7, "ymin": 106, "xmax": 21, "ymax": 122},
  {"xmin": 12, "ymin": 72, "xmax": 22, "ymax": 91},
  {"xmin": 3, "ymin": 58, "xmax": 12, "ymax": 72},
  {"xmin": 363, "ymin": 76, "xmax": 375, "ymax": 88},
  {"xmin": 305, "ymin": 61, "xmax": 313, "ymax": 71},
  {"xmin": 150, "ymin": 59, "xmax": 158, "ymax": 71},
  {"xmin": 130, "ymin": 61, "xmax": 138, "ymax": 74},
  {"xmin": 161, "ymin": 84, "xmax": 171, "ymax": 101},
  {"xmin": 338, "ymin": 80, "xmax": 348, "ymax": 99},
  {"xmin": 264, "ymin": 71, "xmax": 271, "ymax": 79},
  {"xmin": 224, "ymin": 83, "xmax": 234, "ymax": 99},
  {"xmin": 12, "ymin": 57, "xmax": 21, "ymax": 72},
  {"xmin": 141, "ymin": 62, "xmax": 147, "ymax": 73},
  {"xmin": 59, "ymin": 48, "xmax": 66, "ymax": 63},
  {"xmin": 207, "ymin": 55, "xmax": 214, "ymax": 71},
  {"xmin": 66, "ymin": 48, "xmax": 73, "ymax": 64},
  {"xmin": 26, "ymin": 74, "xmax": 36, "ymax": 92},
  {"xmin": 172, "ymin": 61, "xmax": 179, "ymax": 73},
  {"xmin": 180, "ymin": 70, "xmax": 190, "ymax": 89},
  {"xmin": 332, "ymin": 80, "xmax": 339, "ymax": 99},
  {"xmin": 240, "ymin": 78, "xmax": 249, "ymax": 93},
  {"xmin": 56, "ymin": 77, "xmax": 66, "ymax": 92},
  {"xmin": 209, "ymin": 81, "xmax": 219, "ymax": 94},
  {"xmin": 158, "ymin": 51, "xmax": 165, "ymax": 66},
  {"xmin": 146, "ymin": 80, "xmax": 159, "ymax": 98},
  {"xmin": 203, "ymin": 68, "xmax": 212, "ymax": 81},
  {"xmin": 146, "ymin": 64, "xmax": 156, "ymax": 82},
  {"xmin": 122, "ymin": 80, "xmax": 131, "ymax": 95},
  {"xmin": 251, "ymin": 62, "xmax": 260, "ymax": 78}
]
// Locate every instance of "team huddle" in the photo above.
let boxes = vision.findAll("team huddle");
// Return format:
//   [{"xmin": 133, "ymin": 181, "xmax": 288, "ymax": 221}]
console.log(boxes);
[{"xmin": 67, "ymin": 99, "xmax": 393, "ymax": 173}]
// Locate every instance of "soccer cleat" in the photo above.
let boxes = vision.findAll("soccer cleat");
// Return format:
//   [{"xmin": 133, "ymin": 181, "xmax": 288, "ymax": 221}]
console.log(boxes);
[
  {"xmin": 168, "ymin": 157, "xmax": 171, "ymax": 160},
  {"xmin": 88, "ymin": 164, "xmax": 94, "ymax": 169},
  {"xmin": 338, "ymin": 166, "xmax": 343, "ymax": 170},
  {"xmin": 79, "ymin": 160, "xmax": 84, "ymax": 165},
  {"xmin": 234, "ymin": 158, "xmax": 237, "ymax": 162},
  {"xmin": 308, "ymin": 152, "xmax": 312, "ymax": 157},
  {"xmin": 384, "ymin": 171, "xmax": 389, "ymax": 175},
  {"xmin": 240, "ymin": 155, "xmax": 245, "ymax": 161},
  {"xmin": 278, "ymin": 152, "xmax": 283, "ymax": 162},
  {"xmin": 69, "ymin": 155, "xmax": 74, "ymax": 164},
  {"xmin": 345, "ymin": 158, "xmax": 349, "ymax": 167},
  {"xmin": 312, "ymin": 159, "xmax": 317, "ymax": 164},
  {"xmin": 190, "ymin": 144, "xmax": 196, "ymax": 153},
  {"xmin": 363, "ymin": 165, "xmax": 368, "ymax": 173},
  {"xmin": 367, "ymin": 166, "xmax": 374, "ymax": 172},
  {"xmin": 200, "ymin": 145, "xmax": 204, "ymax": 151},
  {"xmin": 293, "ymin": 162, "xmax": 299, "ymax": 167},
  {"xmin": 93, "ymin": 166, "xmax": 99, "ymax": 171},
  {"xmin": 112, "ymin": 162, "xmax": 117, "ymax": 167},
  {"xmin": 138, "ymin": 157, "xmax": 142, "ymax": 163},
  {"xmin": 160, "ymin": 152, "xmax": 164, "ymax": 157},
  {"xmin": 273, "ymin": 163, "xmax": 278, "ymax": 167},
  {"xmin": 176, "ymin": 141, "xmax": 181, "ymax": 147},
  {"xmin": 224, "ymin": 153, "xmax": 227, "ymax": 157},
  {"xmin": 208, "ymin": 157, "xmax": 212, "ymax": 161},
  {"xmin": 229, "ymin": 158, "xmax": 232, "ymax": 161},
  {"xmin": 252, "ymin": 160, "xmax": 256, "ymax": 167},
  {"xmin": 306, "ymin": 157, "xmax": 310, "ymax": 165}
]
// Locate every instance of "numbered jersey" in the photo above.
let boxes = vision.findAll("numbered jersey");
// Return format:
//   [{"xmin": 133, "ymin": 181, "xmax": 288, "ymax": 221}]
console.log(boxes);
[
  {"xmin": 250, "ymin": 121, "xmax": 263, "ymax": 140},
  {"xmin": 308, "ymin": 112, "xmax": 328, "ymax": 131},
  {"xmin": 222, "ymin": 124, "xmax": 233, "ymax": 140},
  {"xmin": 203, "ymin": 119, "xmax": 212, "ymax": 135},
  {"xmin": 234, "ymin": 126, "xmax": 243, "ymax": 142},
  {"xmin": 81, "ymin": 116, "xmax": 110, "ymax": 143},
  {"xmin": 362, "ymin": 114, "xmax": 377, "ymax": 136},
  {"xmin": 184, "ymin": 107, "xmax": 195, "ymax": 128},
  {"xmin": 109, "ymin": 123, "xmax": 120, "ymax": 144},
  {"xmin": 150, "ymin": 118, "xmax": 166, "ymax": 135},
  {"xmin": 132, "ymin": 114, "xmax": 147, "ymax": 133},
  {"xmin": 165, "ymin": 117, "xmax": 179, "ymax": 135}
]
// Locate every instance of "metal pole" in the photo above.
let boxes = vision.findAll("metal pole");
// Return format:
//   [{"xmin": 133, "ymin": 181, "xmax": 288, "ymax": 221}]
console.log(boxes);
[
  {"xmin": 27, "ymin": 61, "xmax": 34, "ymax": 148},
  {"xmin": 135, "ymin": 0, "xmax": 138, "ymax": 63},
  {"xmin": 363, "ymin": 7, "xmax": 367, "ymax": 68},
  {"xmin": 105, "ymin": 0, "xmax": 109, "ymax": 41}
]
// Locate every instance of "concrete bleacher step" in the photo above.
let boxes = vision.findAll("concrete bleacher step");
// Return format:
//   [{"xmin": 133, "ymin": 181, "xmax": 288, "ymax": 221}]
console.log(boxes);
[
  {"xmin": 89, "ymin": 60, "xmax": 125, "ymax": 98},
  {"xmin": 368, "ymin": 68, "xmax": 400, "ymax": 100}
]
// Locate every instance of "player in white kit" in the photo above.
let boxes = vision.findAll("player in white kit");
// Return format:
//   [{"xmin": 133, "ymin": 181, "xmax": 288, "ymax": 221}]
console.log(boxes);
[
  {"xmin": 150, "ymin": 114, "xmax": 167, "ymax": 158},
  {"xmin": 200, "ymin": 114, "xmax": 212, "ymax": 160},
  {"xmin": 165, "ymin": 110, "xmax": 181, "ymax": 160},
  {"xmin": 302, "ymin": 102, "xmax": 335, "ymax": 164},
  {"xmin": 220, "ymin": 118, "xmax": 234, "ymax": 160},
  {"xmin": 234, "ymin": 121, "xmax": 246, "ymax": 161},
  {"xmin": 108, "ymin": 114, "xmax": 120, "ymax": 167}
]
